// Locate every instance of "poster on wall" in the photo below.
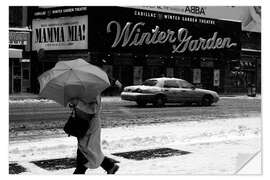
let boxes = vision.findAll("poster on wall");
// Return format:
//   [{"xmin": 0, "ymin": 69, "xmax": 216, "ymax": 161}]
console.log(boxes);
[
  {"xmin": 32, "ymin": 15, "xmax": 88, "ymax": 51},
  {"xmin": 133, "ymin": 66, "xmax": 143, "ymax": 85},
  {"xmin": 166, "ymin": 68, "xmax": 174, "ymax": 78},
  {"xmin": 193, "ymin": 68, "xmax": 201, "ymax": 84},
  {"xmin": 214, "ymin": 69, "xmax": 220, "ymax": 86}
]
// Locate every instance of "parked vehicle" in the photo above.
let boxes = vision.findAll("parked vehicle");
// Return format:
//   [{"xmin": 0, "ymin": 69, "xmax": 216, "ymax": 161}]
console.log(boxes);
[{"xmin": 121, "ymin": 77, "xmax": 219, "ymax": 107}]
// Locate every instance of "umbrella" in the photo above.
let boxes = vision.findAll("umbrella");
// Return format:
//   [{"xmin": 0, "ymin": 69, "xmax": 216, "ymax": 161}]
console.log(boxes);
[{"xmin": 38, "ymin": 58, "xmax": 110, "ymax": 106}]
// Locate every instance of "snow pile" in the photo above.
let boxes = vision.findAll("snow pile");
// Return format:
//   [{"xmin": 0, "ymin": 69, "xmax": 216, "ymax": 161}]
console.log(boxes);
[
  {"xmin": 9, "ymin": 97, "xmax": 122, "ymax": 104},
  {"xmin": 9, "ymin": 99, "xmax": 55, "ymax": 104},
  {"xmin": 221, "ymin": 95, "xmax": 261, "ymax": 99}
]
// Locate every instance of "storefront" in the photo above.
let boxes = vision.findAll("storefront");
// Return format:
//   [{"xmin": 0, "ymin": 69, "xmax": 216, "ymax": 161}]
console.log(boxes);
[
  {"xmin": 137, "ymin": 6, "xmax": 261, "ymax": 93},
  {"xmin": 31, "ymin": 6, "xmax": 241, "ymax": 93},
  {"xmin": 241, "ymin": 31, "xmax": 261, "ymax": 93},
  {"xmin": 9, "ymin": 28, "xmax": 31, "ymax": 94}
]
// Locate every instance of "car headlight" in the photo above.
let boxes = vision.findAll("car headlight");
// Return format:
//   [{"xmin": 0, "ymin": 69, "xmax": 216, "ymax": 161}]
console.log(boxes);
[{"xmin": 123, "ymin": 88, "xmax": 132, "ymax": 92}]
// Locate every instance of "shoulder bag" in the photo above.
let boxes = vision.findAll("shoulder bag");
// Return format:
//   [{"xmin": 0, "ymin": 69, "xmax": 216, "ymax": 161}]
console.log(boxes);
[{"xmin": 63, "ymin": 107, "xmax": 90, "ymax": 138}]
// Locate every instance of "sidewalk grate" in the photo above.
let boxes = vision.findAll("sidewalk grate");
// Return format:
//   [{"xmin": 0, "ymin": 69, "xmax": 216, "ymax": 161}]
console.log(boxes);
[
  {"xmin": 112, "ymin": 147, "xmax": 191, "ymax": 160},
  {"xmin": 32, "ymin": 158, "xmax": 76, "ymax": 171},
  {"xmin": 30, "ymin": 148, "xmax": 191, "ymax": 171},
  {"xmin": 9, "ymin": 163, "xmax": 27, "ymax": 174}
]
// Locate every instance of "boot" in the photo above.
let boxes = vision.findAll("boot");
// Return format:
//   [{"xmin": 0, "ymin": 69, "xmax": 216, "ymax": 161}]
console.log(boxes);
[
  {"xmin": 107, "ymin": 164, "xmax": 119, "ymax": 174},
  {"xmin": 101, "ymin": 156, "xmax": 120, "ymax": 174},
  {"xmin": 106, "ymin": 157, "xmax": 120, "ymax": 164},
  {"xmin": 73, "ymin": 165, "xmax": 87, "ymax": 174}
]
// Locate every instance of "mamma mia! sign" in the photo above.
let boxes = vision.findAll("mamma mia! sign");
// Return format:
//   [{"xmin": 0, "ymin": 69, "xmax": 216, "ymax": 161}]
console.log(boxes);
[{"xmin": 32, "ymin": 15, "xmax": 88, "ymax": 51}]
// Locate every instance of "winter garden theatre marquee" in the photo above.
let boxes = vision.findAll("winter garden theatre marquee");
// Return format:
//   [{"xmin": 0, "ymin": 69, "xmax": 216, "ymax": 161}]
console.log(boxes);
[
  {"xmin": 86, "ymin": 7, "xmax": 240, "ymax": 56},
  {"xmin": 32, "ymin": 6, "xmax": 241, "ymax": 93}
]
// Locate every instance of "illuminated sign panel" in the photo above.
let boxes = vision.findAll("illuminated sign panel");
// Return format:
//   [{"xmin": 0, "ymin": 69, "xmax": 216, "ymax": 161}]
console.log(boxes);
[
  {"xmin": 107, "ymin": 21, "xmax": 237, "ymax": 54},
  {"xmin": 32, "ymin": 15, "xmax": 88, "ymax": 51},
  {"xmin": 87, "ymin": 7, "xmax": 241, "ymax": 57},
  {"xmin": 133, "ymin": 6, "xmax": 261, "ymax": 32},
  {"xmin": 9, "ymin": 31, "xmax": 31, "ymax": 51}
]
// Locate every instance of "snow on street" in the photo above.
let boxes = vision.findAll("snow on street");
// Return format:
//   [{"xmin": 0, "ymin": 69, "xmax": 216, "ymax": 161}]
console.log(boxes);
[
  {"xmin": 9, "ymin": 116, "xmax": 261, "ymax": 175},
  {"xmin": 9, "ymin": 95, "xmax": 262, "ymax": 104}
]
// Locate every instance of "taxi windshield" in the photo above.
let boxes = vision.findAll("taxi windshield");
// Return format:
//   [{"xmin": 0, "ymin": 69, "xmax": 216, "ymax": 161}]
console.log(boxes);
[{"xmin": 142, "ymin": 79, "xmax": 158, "ymax": 86}]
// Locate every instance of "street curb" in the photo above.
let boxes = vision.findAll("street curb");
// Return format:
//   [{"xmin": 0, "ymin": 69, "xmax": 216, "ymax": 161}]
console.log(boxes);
[{"xmin": 9, "ymin": 93, "xmax": 261, "ymax": 101}]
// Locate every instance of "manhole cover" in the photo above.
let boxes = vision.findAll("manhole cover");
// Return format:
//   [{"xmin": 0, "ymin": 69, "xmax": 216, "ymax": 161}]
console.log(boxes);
[
  {"xmin": 9, "ymin": 163, "xmax": 27, "ymax": 174},
  {"xmin": 112, "ymin": 147, "xmax": 191, "ymax": 160},
  {"xmin": 32, "ymin": 158, "xmax": 76, "ymax": 171}
]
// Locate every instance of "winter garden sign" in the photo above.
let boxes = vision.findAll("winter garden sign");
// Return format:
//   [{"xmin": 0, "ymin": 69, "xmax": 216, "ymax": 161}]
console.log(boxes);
[{"xmin": 107, "ymin": 21, "xmax": 238, "ymax": 54}]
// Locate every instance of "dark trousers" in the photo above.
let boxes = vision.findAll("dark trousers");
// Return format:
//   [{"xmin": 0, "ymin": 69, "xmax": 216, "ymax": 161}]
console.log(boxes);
[{"xmin": 73, "ymin": 149, "xmax": 114, "ymax": 174}]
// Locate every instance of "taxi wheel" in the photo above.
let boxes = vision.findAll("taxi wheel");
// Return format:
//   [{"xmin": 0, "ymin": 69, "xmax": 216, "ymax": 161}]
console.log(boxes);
[
  {"xmin": 153, "ymin": 95, "xmax": 165, "ymax": 107},
  {"xmin": 136, "ymin": 101, "xmax": 147, "ymax": 107},
  {"xmin": 201, "ymin": 95, "xmax": 213, "ymax": 106}
]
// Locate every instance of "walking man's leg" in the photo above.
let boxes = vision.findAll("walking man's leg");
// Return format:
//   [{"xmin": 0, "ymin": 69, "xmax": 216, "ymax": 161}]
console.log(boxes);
[{"xmin": 73, "ymin": 149, "xmax": 88, "ymax": 174}]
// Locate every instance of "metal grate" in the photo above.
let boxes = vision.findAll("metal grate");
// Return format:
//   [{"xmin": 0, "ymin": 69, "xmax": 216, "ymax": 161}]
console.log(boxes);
[
  {"xmin": 9, "ymin": 163, "xmax": 27, "ymax": 174},
  {"xmin": 32, "ymin": 158, "xmax": 76, "ymax": 171},
  {"xmin": 112, "ymin": 147, "xmax": 191, "ymax": 160},
  {"xmin": 30, "ymin": 148, "xmax": 191, "ymax": 171}
]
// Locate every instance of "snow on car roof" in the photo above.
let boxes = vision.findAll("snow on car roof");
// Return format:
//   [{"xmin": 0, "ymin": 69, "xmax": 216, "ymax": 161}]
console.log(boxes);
[{"xmin": 148, "ymin": 77, "xmax": 185, "ymax": 81}]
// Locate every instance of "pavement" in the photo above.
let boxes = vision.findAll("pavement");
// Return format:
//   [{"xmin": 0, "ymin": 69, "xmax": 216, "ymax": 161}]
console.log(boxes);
[{"xmin": 9, "ymin": 116, "xmax": 262, "ymax": 175}]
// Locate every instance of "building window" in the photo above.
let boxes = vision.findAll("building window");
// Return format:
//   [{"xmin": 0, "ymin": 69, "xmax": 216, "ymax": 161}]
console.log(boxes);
[
  {"xmin": 9, "ymin": 7, "xmax": 23, "ymax": 27},
  {"xmin": 166, "ymin": 68, "xmax": 174, "ymax": 78}
]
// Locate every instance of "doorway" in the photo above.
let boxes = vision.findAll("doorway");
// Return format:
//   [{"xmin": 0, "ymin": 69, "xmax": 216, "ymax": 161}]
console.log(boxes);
[
  {"xmin": 12, "ymin": 60, "xmax": 22, "ymax": 93},
  {"xmin": 114, "ymin": 65, "xmax": 133, "ymax": 86},
  {"xmin": 201, "ymin": 68, "xmax": 214, "ymax": 90}
]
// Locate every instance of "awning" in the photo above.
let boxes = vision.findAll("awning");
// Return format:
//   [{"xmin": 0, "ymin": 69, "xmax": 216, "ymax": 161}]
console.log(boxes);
[
  {"xmin": 9, "ymin": 48, "xmax": 22, "ymax": 58},
  {"xmin": 241, "ymin": 48, "xmax": 261, "ymax": 53}
]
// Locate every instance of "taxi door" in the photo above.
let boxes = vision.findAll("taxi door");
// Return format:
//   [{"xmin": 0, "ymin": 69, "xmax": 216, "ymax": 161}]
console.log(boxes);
[{"xmin": 163, "ymin": 80, "xmax": 184, "ymax": 102}]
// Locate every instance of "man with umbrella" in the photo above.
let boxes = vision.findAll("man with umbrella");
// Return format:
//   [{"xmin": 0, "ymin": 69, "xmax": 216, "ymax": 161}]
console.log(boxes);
[
  {"xmin": 69, "ymin": 95, "xmax": 119, "ymax": 174},
  {"xmin": 38, "ymin": 59, "xmax": 120, "ymax": 174}
]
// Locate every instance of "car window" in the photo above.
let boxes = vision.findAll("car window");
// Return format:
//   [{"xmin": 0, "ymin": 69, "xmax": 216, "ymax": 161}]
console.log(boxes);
[
  {"xmin": 142, "ymin": 79, "xmax": 158, "ymax": 86},
  {"xmin": 164, "ymin": 80, "xmax": 179, "ymax": 88},
  {"xmin": 180, "ymin": 80, "xmax": 194, "ymax": 88}
]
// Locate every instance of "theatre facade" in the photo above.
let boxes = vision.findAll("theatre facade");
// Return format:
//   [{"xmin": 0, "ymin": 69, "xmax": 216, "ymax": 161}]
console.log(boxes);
[{"xmin": 31, "ymin": 6, "xmax": 243, "ymax": 94}]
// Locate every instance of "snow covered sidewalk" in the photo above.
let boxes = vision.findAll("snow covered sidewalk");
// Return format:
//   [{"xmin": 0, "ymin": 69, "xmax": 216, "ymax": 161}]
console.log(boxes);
[{"xmin": 9, "ymin": 117, "xmax": 261, "ymax": 175}]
